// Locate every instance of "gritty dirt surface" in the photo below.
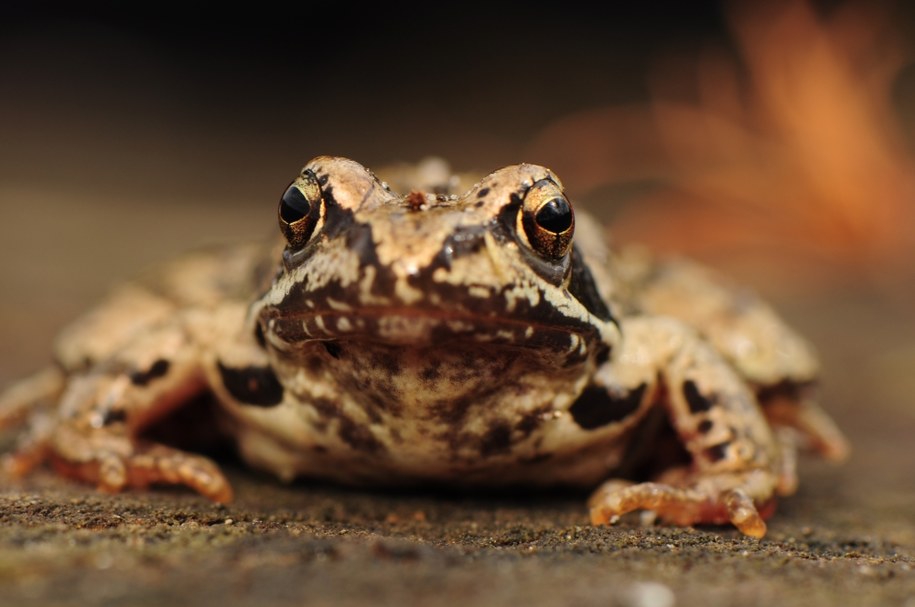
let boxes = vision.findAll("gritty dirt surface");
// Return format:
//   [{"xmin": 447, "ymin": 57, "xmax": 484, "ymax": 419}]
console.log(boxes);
[{"xmin": 0, "ymin": 456, "xmax": 911, "ymax": 607}]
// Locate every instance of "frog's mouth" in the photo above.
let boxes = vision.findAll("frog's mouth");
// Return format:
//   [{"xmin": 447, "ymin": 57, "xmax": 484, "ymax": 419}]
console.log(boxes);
[{"xmin": 262, "ymin": 306, "xmax": 607, "ymax": 363}]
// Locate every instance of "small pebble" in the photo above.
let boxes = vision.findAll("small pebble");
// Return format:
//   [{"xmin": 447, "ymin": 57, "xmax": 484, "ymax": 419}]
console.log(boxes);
[{"xmin": 623, "ymin": 581, "xmax": 675, "ymax": 607}]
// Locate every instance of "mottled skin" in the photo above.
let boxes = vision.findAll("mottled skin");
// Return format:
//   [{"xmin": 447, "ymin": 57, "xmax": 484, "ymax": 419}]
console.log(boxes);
[{"xmin": 0, "ymin": 157, "xmax": 848, "ymax": 537}]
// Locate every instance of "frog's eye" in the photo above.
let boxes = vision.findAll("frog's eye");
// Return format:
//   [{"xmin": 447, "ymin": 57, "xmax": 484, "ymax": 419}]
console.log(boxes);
[
  {"xmin": 518, "ymin": 179, "xmax": 575, "ymax": 260},
  {"xmin": 278, "ymin": 170, "xmax": 324, "ymax": 248}
]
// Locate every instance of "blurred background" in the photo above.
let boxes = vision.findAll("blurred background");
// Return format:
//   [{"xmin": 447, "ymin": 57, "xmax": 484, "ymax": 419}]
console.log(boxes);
[{"xmin": 0, "ymin": 2, "xmax": 913, "ymax": 492}]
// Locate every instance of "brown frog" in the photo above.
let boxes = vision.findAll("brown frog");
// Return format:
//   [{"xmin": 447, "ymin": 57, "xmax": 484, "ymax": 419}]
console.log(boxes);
[{"xmin": 0, "ymin": 156, "xmax": 848, "ymax": 537}]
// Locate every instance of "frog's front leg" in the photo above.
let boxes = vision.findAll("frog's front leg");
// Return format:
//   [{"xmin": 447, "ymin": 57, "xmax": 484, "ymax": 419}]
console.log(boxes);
[
  {"xmin": 5, "ymin": 317, "xmax": 233, "ymax": 502},
  {"xmin": 587, "ymin": 316, "xmax": 781, "ymax": 538},
  {"xmin": 625, "ymin": 256, "xmax": 850, "ymax": 464}
]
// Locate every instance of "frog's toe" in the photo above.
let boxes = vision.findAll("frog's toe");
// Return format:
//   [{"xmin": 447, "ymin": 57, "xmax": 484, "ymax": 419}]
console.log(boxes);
[
  {"xmin": 589, "ymin": 481, "xmax": 709, "ymax": 528},
  {"xmin": 722, "ymin": 488, "xmax": 768, "ymax": 538},
  {"xmin": 47, "ymin": 424, "xmax": 234, "ymax": 503},
  {"xmin": 119, "ymin": 444, "xmax": 234, "ymax": 503},
  {"xmin": 588, "ymin": 472, "xmax": 777, "ymax": 538}
]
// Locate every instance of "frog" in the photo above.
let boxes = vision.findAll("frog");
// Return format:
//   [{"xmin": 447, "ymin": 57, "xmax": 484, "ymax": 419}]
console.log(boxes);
[{"xmin": 0, "ymin": 156, "xmax": 849, "ymax": 538}]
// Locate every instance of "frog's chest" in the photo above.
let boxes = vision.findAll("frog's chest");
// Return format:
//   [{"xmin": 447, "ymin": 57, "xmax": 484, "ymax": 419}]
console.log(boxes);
[{"xmin": 217, "ymin": 335, "xmax": 645, "ymax": 488}]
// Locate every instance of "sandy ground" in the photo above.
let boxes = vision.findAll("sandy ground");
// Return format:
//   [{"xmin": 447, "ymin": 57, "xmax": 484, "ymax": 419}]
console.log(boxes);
[{"xmin": 0, "ymin": 449, "xmax": 911, "ymax": 607}]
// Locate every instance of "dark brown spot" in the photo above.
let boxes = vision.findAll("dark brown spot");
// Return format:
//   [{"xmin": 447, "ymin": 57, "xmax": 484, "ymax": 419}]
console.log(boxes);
[
  {"xmin": 570, "ymin": 383, "xmax": 647, "ymax": 430},
  {"xmin": 683, "ymin": 380, "xmax": 715, "ymax": 413},
  {"xmin": 421, "ymin": 225, "xmax": 489, "ymax": 275},
  {"xmin": 310, "ymin": 397, "xmax": 338, "ymax": 419},
  {"xmin": 338, "ymin": 417, "xmax": 385, "ymax": 454},
  {"xmin": 420, "ymin": 364, "xmax": 441, "ymax": 383},
  {"xmin": 101, "ymin": 408, "xmax": 127, "ymax": 426},
  {"xmin": 343, "ymin": 221, "xmax": 379, "ymax": 267},
  {"xmin": 361, "ymin": 397, "xmax": 384, "ymax": 424},
  {"xmin": 705, "ymin": 442, "xmax": 730, "ymax": 462},
  {"xmin": 697, "ymin": 419, "xmax": 714, "ymax": 433},
  {"xmin": 477, "ymin": 187, "xmax": 490, "ymax": 198},
  {"xmin": 444, "ymin": 225, "xmax": 487, "ymax": 259},
  {"xmin": 307, "ymin": 397, "xmax": 385, "ymax": 453},
  {"xmin": 372, "ymin": 351, "xmax": 401, "ymax": 377},
  {"xmin": 430, "ymin": 397, "xmax": 473, "ymax": 426},
  {"xmin": 217, "ymin": 361, "xmax": 284, "ymax": 407},
  {"xmin": 129, "ymin": 359, "xmax": 170, "ymax": 386},
  {"xmin": 323, "ymin": 342, "xmax": 342, "ymax": 359},
  {"xmin": 405, "ymin": 191, "xmax": 425, "ymax": 211},
  {"xmin": 516, "ymin": 407, "xmax": 549, "ymax": 438},
  {"xmin": 361, "ymin": 376, "xmax": 404, "ymax": 417},
  {"xmin": 479, "ymin": 422, "xmax": 512, "ymax": 457}
]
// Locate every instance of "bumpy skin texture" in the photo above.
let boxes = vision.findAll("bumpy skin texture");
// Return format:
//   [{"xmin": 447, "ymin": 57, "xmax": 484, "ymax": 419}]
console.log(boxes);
[{"xmin": 0, "ymin": 157, "xmax": 848, "ymax": 537}]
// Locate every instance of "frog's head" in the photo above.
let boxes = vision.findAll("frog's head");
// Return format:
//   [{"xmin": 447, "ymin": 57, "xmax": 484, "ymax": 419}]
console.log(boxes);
[{"xmin": 254, "ymin": 156, "xmax": 620, "ymax": 368}]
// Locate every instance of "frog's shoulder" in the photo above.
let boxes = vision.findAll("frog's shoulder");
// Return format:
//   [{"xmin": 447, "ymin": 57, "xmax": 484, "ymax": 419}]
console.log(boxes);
[
  {"xmin": 52, "ymin": 242, "xmax": 275, "ymax": 372},
  {"xmin": 134, "ymin": 241, "xmax": 279, "ymax": 307}
]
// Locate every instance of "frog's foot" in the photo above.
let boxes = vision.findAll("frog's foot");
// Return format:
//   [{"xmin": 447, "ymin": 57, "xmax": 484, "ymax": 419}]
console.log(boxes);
[
  {"xmin": 763, "ymin": 396, "xmax": 850, "ymax": 463},
  {"xmin": 38, "ymin": 423, "xmax": 234, "ymax": 503},
  {"xmin": 588, "ymin": 469, "xmax": 777, "ymax": 538}
]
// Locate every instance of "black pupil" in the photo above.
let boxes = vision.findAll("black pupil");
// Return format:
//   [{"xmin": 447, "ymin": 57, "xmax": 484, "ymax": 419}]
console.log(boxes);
[
  {"xmin": 535, "ymin": 197, "xmax": 572, "ymax": 233},
  {"xmin": 280, "ymin": 186, "xmax": 312, "ymax": 223}
]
